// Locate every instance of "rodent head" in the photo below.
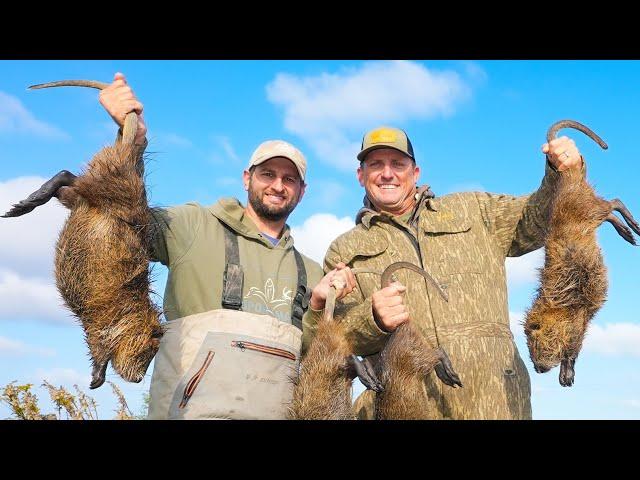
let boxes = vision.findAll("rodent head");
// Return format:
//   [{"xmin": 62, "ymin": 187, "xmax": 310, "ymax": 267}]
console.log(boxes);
[{"xmin": 111, "ymin": 325, "xmax": 164, "ymax": 383}]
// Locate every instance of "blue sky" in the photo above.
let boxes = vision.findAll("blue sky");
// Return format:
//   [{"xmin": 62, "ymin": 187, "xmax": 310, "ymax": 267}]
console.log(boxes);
[{"xmin": 1, "ymin": 60, "xmax": 639, "ymax": 419}]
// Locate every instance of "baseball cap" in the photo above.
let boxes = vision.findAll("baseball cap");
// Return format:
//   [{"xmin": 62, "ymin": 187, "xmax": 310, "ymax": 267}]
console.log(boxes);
[
  {"xmin": 357, "ymin": 126, "xmax": 415, "ymax": 162},
  {"xmin": 247, "ymin": 140, "xmax": 307, "ymax": 182}
]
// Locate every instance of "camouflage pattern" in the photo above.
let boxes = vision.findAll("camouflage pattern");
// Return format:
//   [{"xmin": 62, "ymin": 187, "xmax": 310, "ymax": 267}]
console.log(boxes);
[{"xmin": 323, "ymin": 162, "xmax": 563, "ymax": 419}]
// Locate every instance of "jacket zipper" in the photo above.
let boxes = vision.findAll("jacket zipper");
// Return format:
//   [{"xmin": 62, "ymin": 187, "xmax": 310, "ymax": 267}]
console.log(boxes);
[
  {"xmin": 178, "ymin": 351, "xmax": 215, "ymax": 409},
  {"xmin": 231, "ymin": 340, "xmax": 296, "ymax": 361}
]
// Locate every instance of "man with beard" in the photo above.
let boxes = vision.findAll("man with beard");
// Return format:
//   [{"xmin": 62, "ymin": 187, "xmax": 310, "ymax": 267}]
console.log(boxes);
[{"xmin": 99, "ymin": 73, "xmax": 355, "ymax": 419}]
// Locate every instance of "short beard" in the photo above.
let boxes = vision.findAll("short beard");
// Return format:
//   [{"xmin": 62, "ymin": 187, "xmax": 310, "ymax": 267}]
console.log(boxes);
[{"xmin": 248, "ymin": 179, "xmax": 297, "ymax": 222}]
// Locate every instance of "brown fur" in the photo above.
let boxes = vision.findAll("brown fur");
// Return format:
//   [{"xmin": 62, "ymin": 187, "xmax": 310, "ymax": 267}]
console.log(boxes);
[
  {"xmin": 289, "ymin": 263, "xmax": 458, "ymax": 420},
  {"xmin": 374, "ymin": 322, "xmax": 444, "ymax": 419},
  {"xmin": 524, "ymin": 168, "xmax": 609, "ymax": 377},
  {"xmin": 54, "ymin": 142, "xmax": 163, "ymax": 386},
  {"xmin": 288, "ymin": 319, "xmax": 355, "ymax": 419}
]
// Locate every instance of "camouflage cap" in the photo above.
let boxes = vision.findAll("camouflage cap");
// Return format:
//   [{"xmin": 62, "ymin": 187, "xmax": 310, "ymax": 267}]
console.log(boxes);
[
  {"xmin": 248, "ymin": 140, "xmax": 307, "ymax": 181},
  {"xmin": 357, "ymin": 126, "xmax": 415, "ymax": 162}
]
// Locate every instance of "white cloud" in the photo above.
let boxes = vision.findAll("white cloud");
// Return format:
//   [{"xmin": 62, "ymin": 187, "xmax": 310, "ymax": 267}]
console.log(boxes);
[
  {"xmin": 266, "ymin": 60, "xmax": 476, "ymax": 170},
  {"xmin": 506, "ymin": 248, "xmax": 544, "ymax": 288},
  {"xmin": 459, "ymin": 61, "xmax": 489, "ymax": 84},
  {"xmin": 0, "ymin": 176, "xmax": 69, "ymax": 278},
  {"xmin": 0, "ymin": 336, "xmax": 56, "ymax": 357},
  {"xmin": 0, "ymin": 91, "xmax": 69, "ymax": 139},
  {"xmin": 513, "ymin": 316, "xmax": 640, "ymax": 358},
  {"xmin": 291, "ymin": 214, "xmax": 355, "ymax": 264},
  {"xmin": 0, "ymin": 268, "xmax": 73, "ymax": 324},
  {"xmin": 583, "ymin": 323, "xmax": 640, "ymax": 357},
  {"xmin": 622, "ymin": 399, "xmax": 640, "ymax": 409},
  {"xmin": 215, "ymin": 136, "xmax": 240, "ymax": 163}
]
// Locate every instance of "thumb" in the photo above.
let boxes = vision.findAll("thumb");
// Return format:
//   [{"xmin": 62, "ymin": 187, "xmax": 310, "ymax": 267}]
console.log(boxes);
[{"xmin": 114, "ymin": 72, "xmax": 126, "ymax": 83}]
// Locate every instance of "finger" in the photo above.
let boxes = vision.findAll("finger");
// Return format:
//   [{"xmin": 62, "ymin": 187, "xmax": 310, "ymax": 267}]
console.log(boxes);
[
  {"xmin": 377, "ymin": 285, "xmax": 406, "ymax": 299},
  {"xmin": 387, "ymin": 282, "xmax": 406, "ymax": 295},
  {"xmin": 388, "ymin": 311, "xmax": 410, "ymax": 327},
  {"xmin": 380, "ymin": 295, "xmax": 406, "ymax": 308},
  {"xmin": 541, "ymin": 143, "xmax": 550, "ymax": 154},
  {"xmin": 132, "ymin": 100, "xmax": 144, "ymax": 115},
  {"xmin": 548, "ymin": 136, "xmax": 570, "ymax": 148},
  {"xmin": 377, "ymin": 304, "xmax": 408, "ymax": 321},
  {"xmin": 343, "ymin": 267, "xmax": 356, "ymax": 291}
]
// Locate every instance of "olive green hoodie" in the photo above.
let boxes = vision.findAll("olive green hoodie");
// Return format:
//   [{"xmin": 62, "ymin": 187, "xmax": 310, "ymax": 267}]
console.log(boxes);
[{"xmin": 149, "ymin": 198, "xmax": 324, "ymax": 346}]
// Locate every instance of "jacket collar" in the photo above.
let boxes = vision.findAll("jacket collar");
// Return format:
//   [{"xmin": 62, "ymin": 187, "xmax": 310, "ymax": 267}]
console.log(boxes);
[
  {"xmin": 356, "ymin": 185, "xmax": 437, "ymax": 229},
  {"xmin": 209, "ymin": 197, "xmax": 294, "ymax": 248}
]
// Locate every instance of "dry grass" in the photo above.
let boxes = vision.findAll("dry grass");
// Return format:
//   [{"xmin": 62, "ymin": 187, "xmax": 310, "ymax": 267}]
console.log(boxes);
[{"xmin": 1, "ymin": 380, "xmax": 148, "ymax": 420}]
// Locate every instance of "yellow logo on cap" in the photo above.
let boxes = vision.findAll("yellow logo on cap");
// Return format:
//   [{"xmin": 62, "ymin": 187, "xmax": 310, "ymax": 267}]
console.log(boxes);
[{"xmin": 369, "ymin": 128, "xmax": 398, "ymax": 144}]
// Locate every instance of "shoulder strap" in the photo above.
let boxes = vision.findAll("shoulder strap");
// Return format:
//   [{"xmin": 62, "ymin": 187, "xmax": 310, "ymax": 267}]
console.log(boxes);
[
  {"xmin": 291, "ymin": 248, "xmax": 311, "ymax": 330},
  {"xmin": 221, "ymin": 222, "xmax": 244, "ymax": 310}
]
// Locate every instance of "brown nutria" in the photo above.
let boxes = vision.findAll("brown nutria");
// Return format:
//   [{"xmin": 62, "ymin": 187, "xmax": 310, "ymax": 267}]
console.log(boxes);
[
  {"xmin": 372, "ymin": 262, "xmax": 462, "ymax": 419},
  {"xmin": 288, "ymin": 271, "xmax": 382, "ymax": 420},
  {"xmin": 289, "ymin": 262, "xmax": 461, "ymax": 420},
  {"xmin": 2, "ymin": 80, "xmax": 163, "ymax": 389},
  {"xmin": 524, "ymin": 120, "xmax": 639, "ymax": 387}
]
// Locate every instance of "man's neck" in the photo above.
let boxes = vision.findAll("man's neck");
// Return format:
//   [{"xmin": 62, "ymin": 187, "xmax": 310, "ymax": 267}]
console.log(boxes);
[{"xmin": 244, "ymin": 205, "xmax": 286, "ymax": 239}]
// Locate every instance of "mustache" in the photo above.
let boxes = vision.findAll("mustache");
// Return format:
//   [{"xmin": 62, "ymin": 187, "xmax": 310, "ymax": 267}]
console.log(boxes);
[{"xmin": 264, "ymin": 191, "xmax": 289, "ymax": 199}]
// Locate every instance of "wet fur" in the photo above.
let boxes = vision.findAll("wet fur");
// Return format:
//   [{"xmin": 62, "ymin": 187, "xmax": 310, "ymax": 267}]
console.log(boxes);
[
  {"xmin": 289, "ymin": 319, "xmax": 355, "ymax": 419},
  {"xmin": 54, "ymin": 142, "xmax": 163, "ymax": 387},
  {"xmin": 374, "ymin": 323, "xmax": 444, "ymax": 419},
  {"xmin": 524, "ymin": 168, "xmax": 609, "ymax": 382}
]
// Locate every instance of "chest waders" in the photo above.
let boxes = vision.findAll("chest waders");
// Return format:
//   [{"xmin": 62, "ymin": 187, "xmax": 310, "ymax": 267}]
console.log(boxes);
[{"xmin": 147, "ymin": 223, "xmax": 311, "ymax": 419}]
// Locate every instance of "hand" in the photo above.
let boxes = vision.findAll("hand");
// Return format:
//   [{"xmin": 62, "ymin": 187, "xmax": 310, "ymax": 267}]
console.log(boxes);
[
  {"xmin": 99, "ymin": 72, "xmax": 147, "ymax": 144},
  {"xmin": 309, "ymin": 262, "xmax": 356, "ymax": 310},
  {"xmin": 542, "ymin": 136, "xmax": 583, "ymax": 172},
  {"xmin": 371, "ymin": 281, "xmax": 408, "ymax": 332}
]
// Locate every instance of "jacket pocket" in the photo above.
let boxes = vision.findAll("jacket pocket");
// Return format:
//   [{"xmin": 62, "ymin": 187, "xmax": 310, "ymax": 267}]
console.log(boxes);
[
  {"xmin": 168, "ymin": 332, "xmax": 299, "ymax": 420},
  {"xmin": 178, "ymin": 351, "xmax": 215, "ymax": 409},
  {"xmin": 231, "ymin": 340, "xmax": 296, "ymax": 360}
]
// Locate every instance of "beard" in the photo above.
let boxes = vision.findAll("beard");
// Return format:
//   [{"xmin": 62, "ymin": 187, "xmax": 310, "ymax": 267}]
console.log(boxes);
[{"xmin": 248, "ymin": 180, "xmax": 299, "ymax": 222}]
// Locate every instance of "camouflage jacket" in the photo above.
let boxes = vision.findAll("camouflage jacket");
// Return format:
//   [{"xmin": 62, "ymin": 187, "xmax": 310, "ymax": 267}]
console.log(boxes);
[{"xmin": 322, "ymin": 162, "xmax": 563, "ymax": 420}]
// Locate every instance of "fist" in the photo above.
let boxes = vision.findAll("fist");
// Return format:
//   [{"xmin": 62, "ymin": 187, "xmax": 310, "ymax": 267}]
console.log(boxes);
[
  {"xmin": 371, "ymin": 281, "xmax": 409, "ymax": 332},
  {"xmin": 99, "ymin": 72, "xmax": 147, "ymax": 143},
  {"xmin": 542, "ymin": 136, "xmax": 583, "ymax": 172},
  {"xmin": 309, "ymin": 262, "xmax": 356, "ymax": 310}
]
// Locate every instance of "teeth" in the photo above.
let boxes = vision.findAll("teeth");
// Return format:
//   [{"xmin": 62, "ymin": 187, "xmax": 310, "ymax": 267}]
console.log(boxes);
[{"xmin": 379, "ymin": 185, "xmax": 397, "ymax": 189}]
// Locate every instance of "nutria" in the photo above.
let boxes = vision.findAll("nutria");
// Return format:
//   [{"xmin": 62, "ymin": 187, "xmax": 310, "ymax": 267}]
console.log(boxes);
[
  {"xmin": 524, "ymin": 120, "xmax": 639, "ymax": 386},
  {"xmin": 372, "ymin": 262, "xmax": 462, "ymax": 419},
  {"xmin": 289, "ymin": 262, "xmax": 462, "ymax": 419},
  {"xmin": 288, "ymin": 270, "xmax": 382, "ymax": 420},
  {"xmin": 2, "ymin": 80, "xmax": 163, "ymax": 389}
]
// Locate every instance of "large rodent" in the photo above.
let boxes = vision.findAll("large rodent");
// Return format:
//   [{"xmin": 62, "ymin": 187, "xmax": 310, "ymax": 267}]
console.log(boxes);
[
  {"xmin": 524, "ymin": 120, "xmax": 639, "ymax": 386},
  {"xmin": 289, "ymin": 262, "xmax": 461, "ymax": 419},
  {"xmin": 2, "ymin": 80, "xmax": 163, "ymax": 389}
]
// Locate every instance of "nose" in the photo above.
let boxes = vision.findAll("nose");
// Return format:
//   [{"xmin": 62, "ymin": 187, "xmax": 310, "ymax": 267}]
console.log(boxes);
[
  {"xmin": 270, "ymin": 177, "xmax": 285, "ymax": 192},
  {"xmin": 381, "ymin": 164, "xmax": 394, "ymax": 179}
]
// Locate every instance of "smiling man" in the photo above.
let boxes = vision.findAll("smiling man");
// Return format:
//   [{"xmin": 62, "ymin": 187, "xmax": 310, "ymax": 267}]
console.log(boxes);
[
  {"xmin": 98, "ymin": 73, "xmax": 355, "ymax": 420},
  {"xmin": 324, "ymin": 125, "xmax": 584, "ymax": 419}
]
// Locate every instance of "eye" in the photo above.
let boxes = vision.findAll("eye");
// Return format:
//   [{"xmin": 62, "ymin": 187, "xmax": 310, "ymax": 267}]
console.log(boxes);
[
  {"xmin": 393, "ymin": 160, "xmax": 409, "ymax": 169},
  {"xmin": 284, "ymin": 176, "xmax": 297, "ymax": 185}
]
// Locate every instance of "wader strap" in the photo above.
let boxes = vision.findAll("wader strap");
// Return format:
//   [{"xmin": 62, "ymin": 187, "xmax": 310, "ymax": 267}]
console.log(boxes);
[
  {"xmin": 291, "ymin": 248, "xmax": 311, "ymax": 330},
  {"xmin": 221, "ymin": 223, "xmax": 243, "ymax": 310}
]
